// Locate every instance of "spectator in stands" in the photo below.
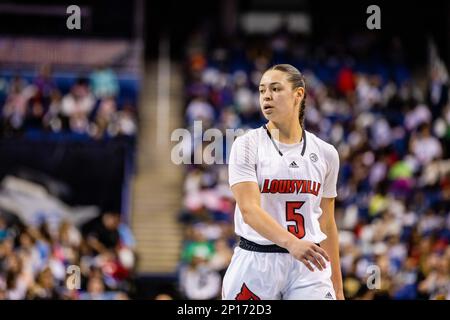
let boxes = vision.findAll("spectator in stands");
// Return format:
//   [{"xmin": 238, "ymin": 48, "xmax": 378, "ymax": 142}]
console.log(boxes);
[
  {"xmin": 91, "ymin": 99, "xmax": 138, "ymax": 139},
  {"xmin": 86, "ymin": 212, "xmax": 136, "ymax": 280},
  {"xmin": 179, "ymin": 250, "xmax": 222, "ymax": 300},
  {"xmin": 2, "ymin": 75, "xmax": 35, "ymax": 133},
  {"xmin": 92, "ymin": 97, "xmax": 118, "ymax": 139},
  {"xmin": 3, "ymin": 254, "xmax": 31, "ymax": 300},
  {"xmin": 90, "ymin": 65, "xmax": 119, "ymax": 99},
  {"xmin": 426, "ymin": 65, "xmax": 449, "ymax": 119},
  {"xmin": 61, "ymin": 78, "xmax": 95, "ymax": 134},
  {"xmin": 26, "ymin": 267, "xmax": 61, "ymax": 300},
  {"xmin": 87, "ymin": 212, "xmax": 121, "ymax": 254},
  {"xmin": 186, "ymin": 97, "xmax": 215, "ymax": 127},
  {"xmin": 181, "ymin": 227, "xmax": 214, "ymax": 264},
  {"xmin": 33, "ymin": 64, "xmax": 57, "ymax": 107},
  {"xmin": 79, "ymin": 273, "xmax": 129, "ymax": 300},
  {"xmin": 42, "ymin": 90, "xmax": 63, "ymax": 133},
  {"xmin": 208, "ymin": 238, "xmax": 233, "ymax": 277},
  {"xmin": 418, "ymin": 250, "xmax": 450, "ymax": 299},
  {"xmin": 79, "ymin": 275, "xmax": 108, "ymax": 300},
  {"xmin": 117, "ymin": 102, "xmax": 138, "ymax": 137},
  {"xmin": 410, "ymin": 123, "xmax": 443, "ymax": 166}
]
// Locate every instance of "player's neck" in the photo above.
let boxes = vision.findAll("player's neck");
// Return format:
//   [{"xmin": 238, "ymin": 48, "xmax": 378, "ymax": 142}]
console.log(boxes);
[{"xmin": 267, "ymin": 121, "xmax": 303, "ymax": 144}]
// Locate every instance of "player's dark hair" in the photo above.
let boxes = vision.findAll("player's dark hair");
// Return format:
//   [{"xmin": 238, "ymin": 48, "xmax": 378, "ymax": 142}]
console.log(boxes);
[{"xmin": 269, "ymin": 64, "xmax": 306, "ymax": 128}]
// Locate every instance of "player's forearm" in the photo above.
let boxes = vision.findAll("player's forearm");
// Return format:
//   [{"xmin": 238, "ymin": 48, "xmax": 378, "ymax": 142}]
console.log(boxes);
[
  {"xmin": 240, "ymin": 204, "xmax": 298, "ymax": 249},
  {"xmin": 321, "ymin": 221, "xmax": 344, "ymax": 295}
]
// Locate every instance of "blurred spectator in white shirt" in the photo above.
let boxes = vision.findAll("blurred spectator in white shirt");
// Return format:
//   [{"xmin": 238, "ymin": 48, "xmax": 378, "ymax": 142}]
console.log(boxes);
[
  {"xmin": 410, "ymin": 123, "xmax": 443, "ymax": 165},
  {"xmin": 61, "ymin": 78, "xmax": 95, "ymax": 131},
  {"xmin": 179, "ymin": 253, "xmax": 222, "ymax": 300}
]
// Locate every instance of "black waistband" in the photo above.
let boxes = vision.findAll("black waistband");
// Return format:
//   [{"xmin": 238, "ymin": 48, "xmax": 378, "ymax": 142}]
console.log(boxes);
[
  {"xmin": 238, "ymin": 237, "xmax": 320, "ymax": 253},
  {"xmin": 239, "ymin": 237, "xmax": 289, "ymax": 253}
]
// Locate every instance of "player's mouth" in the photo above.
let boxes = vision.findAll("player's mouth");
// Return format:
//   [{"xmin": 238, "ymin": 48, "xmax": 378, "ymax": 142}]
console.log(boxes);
[{"xmin": 263, "ymin": 105, "xmax": 274, "ymax": 111}]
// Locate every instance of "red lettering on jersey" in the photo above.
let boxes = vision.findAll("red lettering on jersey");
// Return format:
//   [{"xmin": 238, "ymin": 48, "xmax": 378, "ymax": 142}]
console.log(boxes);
[
  {"xmin": 286, "ymin": 180, "xmax": 293, "ymax": 193},
  {"xmin": 279, "ymin": 180, "xmax": 287, "ymax": 193},
  {"xmin": 261, "ymin": 179, "xmax": 270, "ymax": 193},
  {"xmin": 270, "ymin": 179, "xmax": 279, "ymax": 193},
  {"xmin": 260, "ymin": 179, "xmax": 321, "ymax": 196},
  {"xmin": 294, "ymin": 180, "xmax": 302, "ymax": 194},
  {"xmin": 235, "ymin": 283, "xmax": 261, "ymax": 300},
  {"xmin": 301, "ymin": 180, "xmax": 308, "ymax": 193},
  {"xmin": 311, "ymin": 181, "xmax": 321, "ymax": 196},
  {"xmin": 306, "ymin": 180, "xmax": 312, "ymax": 194}
]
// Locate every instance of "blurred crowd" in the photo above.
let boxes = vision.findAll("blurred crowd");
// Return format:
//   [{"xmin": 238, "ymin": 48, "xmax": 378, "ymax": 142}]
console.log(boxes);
[
  {"xmin": 0, "ymin": 64, "xmax": 137, "ymax": 140},
  {"xmin": 177, "ymin": 31, "xmax": 450, "ymax": 300},
  {"xmin": 0, "ymin": 210, "xmax": 136, "ymax": 300},
  {"xmin": 0, "ymin": 63, "xmax": 138, "ymax": 300}
]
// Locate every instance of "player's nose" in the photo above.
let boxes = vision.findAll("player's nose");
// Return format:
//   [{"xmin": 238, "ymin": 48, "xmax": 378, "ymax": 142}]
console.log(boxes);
[{"xmin": 263, "ymin": 92, "xmax": 272, "ymax": 100}]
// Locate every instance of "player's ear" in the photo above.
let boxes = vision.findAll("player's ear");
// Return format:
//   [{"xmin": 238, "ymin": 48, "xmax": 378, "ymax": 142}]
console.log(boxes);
[{"xmin": 296, "ymin": 87, "xmax": 304, "ymax": 100}]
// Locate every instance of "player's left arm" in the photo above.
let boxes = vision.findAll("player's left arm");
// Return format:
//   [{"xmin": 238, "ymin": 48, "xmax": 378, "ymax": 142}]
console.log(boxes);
[{"xmin": 319, "ymin": 197, "xmax": 344, "ymax": 300}]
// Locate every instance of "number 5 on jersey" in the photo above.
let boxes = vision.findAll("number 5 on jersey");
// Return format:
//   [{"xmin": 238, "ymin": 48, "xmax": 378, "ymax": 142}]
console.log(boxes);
[{"xmin": 286, "ymin": 201, "xmax": 306, "ymax": 239}]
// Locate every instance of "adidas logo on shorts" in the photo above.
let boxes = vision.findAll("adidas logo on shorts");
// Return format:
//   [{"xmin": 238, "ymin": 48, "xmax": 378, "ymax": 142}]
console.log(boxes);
[
  {"xmin": 289, "ymin": 161, "xmax": 299, "ymax": 168},
  {"xmin": 325, "ymin": 292, "xmax": 334, "ymax": 299}
]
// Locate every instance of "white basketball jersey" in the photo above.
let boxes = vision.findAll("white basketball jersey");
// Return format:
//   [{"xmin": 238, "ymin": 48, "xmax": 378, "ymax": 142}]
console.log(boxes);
[{"xmin": 228, "ymin": 125, "xmax": 339, "ymax": 245}]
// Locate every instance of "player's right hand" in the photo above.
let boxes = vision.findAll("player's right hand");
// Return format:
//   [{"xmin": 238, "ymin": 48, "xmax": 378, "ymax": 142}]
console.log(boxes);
[{"xmin": 286, "ymin": 239, "xmax": 330, "ymax": 272}]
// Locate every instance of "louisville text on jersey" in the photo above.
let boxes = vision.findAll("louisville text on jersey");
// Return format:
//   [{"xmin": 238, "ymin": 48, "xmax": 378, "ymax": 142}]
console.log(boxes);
[{"xmin": 261, "ymin": 179, "xmax": 321, "ymax": 196}]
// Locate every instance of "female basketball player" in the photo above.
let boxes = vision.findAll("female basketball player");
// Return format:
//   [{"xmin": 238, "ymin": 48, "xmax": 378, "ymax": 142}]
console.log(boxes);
[{"xmin": 222, "ymin": 64, "xmax": 344, "ymax": 300}]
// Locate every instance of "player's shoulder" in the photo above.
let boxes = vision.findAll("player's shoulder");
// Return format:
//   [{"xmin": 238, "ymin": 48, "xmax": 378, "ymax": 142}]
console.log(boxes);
[
  {"xmin": 232, "ymin": 126, "xmax": 262, "ymax": 146},
  {"xmin": 305, "ymin": 130, "xmax": 339, "ymax": 161}
]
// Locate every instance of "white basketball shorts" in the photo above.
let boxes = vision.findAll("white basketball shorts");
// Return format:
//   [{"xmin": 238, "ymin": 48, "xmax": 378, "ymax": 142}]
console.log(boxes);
[{"xmin": 222, "ymin": 243, "xmax": 336, "ymax": 300}]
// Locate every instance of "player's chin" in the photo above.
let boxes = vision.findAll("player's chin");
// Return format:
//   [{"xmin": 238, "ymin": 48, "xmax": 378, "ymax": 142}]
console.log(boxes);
[{"xmin": 261, "ymin": 110, "xmax": 276, "ymax": 120}]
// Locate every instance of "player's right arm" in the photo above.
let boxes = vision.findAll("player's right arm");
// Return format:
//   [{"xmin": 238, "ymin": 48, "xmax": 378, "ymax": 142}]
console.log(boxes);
[{"xmin": 231, "ymin": 181, "xmax": 329, "ymax": 271}]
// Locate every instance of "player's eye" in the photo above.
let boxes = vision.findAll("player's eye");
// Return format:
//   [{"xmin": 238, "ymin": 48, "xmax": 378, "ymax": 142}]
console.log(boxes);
[{"xmin": 259, "ymin": 89, "xmax": 265, "ymax": 94}]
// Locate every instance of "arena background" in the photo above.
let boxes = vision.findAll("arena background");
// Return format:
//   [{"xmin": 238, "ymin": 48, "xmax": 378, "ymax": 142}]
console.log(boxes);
[{"xmin": 0, "ymin": 0, "xmax": 448, "ymax": 300}]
